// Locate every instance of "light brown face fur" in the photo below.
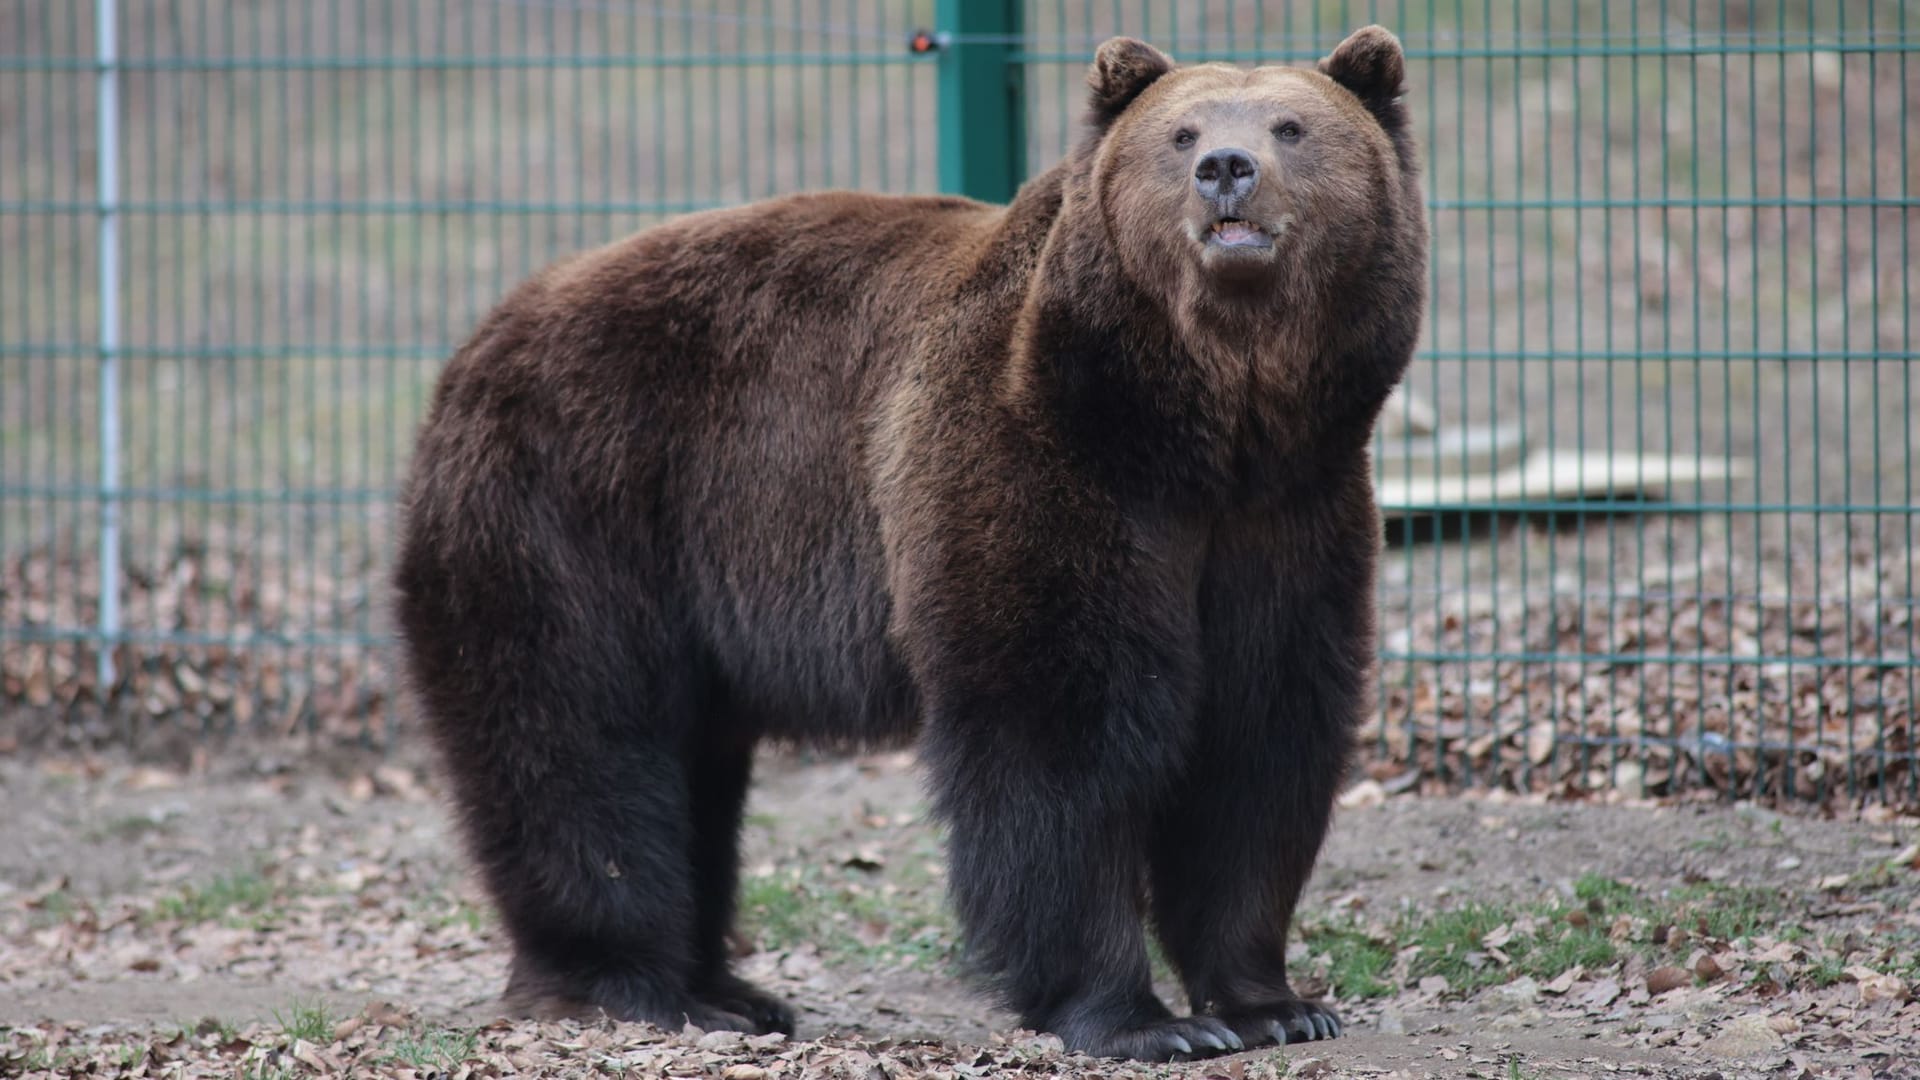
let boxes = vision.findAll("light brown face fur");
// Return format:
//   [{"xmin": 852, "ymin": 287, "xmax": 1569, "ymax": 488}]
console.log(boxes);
[{"xmin": 1086, "ymin": 29, "xmax": 1415, "ymax": 310}]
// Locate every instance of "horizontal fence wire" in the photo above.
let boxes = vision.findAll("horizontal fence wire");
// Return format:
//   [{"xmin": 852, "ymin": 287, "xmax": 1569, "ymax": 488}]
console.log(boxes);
[{"xmin": 0, "ymin": 0, "xmax": 1913, "ymax": 805}]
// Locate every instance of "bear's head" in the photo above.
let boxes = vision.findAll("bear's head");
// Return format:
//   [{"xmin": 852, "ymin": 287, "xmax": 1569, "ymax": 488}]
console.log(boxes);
[{"xmin": 1081, "ymin": 26, "xmax": 1420, "ymax": 309}]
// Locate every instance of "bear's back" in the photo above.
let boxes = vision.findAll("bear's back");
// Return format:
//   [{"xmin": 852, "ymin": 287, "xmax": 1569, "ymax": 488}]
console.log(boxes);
[{"xmin": 407, "ymin": 190, "xmax": 1005, "ymax": 743}]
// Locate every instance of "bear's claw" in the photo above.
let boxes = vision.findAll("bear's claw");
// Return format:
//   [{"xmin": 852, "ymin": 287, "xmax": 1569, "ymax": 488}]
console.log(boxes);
[
  {"xmin": 1219, "ymin": 999, "xmax": 1343, "ymax": 1047},
  {"xmin": 1067, "ymin": 1015, "xmax": 1245, "ymax": 1061}
]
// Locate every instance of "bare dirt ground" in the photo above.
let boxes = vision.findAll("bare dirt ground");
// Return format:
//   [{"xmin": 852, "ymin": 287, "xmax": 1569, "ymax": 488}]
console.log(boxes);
[{"xmin": 3, "ymin": 748, "xmax": 1917, "ymax": 1079}]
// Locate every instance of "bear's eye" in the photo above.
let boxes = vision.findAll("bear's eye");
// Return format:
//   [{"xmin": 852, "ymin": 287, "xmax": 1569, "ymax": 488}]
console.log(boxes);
[
  {"xmin": 1274, "ymin": 122, "xmax": 1303, "ymax": 142},
  {"xmin": 1173, "ymin": 129, "xmax": 1197, "ymax": 150}
]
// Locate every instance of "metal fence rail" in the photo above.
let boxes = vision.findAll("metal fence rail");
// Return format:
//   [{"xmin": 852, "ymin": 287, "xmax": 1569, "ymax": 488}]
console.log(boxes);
[{"xmin": 1, "ymin": 1, "xmax": 1913, "ymax": 803}]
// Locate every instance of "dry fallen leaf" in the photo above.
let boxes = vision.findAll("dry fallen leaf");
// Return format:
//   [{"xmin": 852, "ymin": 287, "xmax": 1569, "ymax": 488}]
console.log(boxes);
[
  {"xmin": 24, "ymin": 875, "xmax": 70, "ymax": 907},
  {"xmin": 1700, "ymin": 1014, "xmax": 1785, "ymax": 1059},
  {"xmin": 1646, "ymin": 966, "xmax": 1691, "ymax": 996},
  {"xmin": 1845, "ymin": 967, "xmax": 1909, "ymax": 1004},
  {"xmin": 365, "ymin": 1001, "xmax": 417, "ymax": 1027},
  {"xmin": 1525, "ymin": 723, "xmax": 1556, "ymax": 766},
  {"xmin": 1577, "ymin": 978, "xmax": 1622, "ymax": 1008},
  {"xmin": 1542, "ymin": 966, "xmax": 1583, "ymax": 995},
  {"xmin": 1338, "ymin": 779, "xmax": 1387, "ymax": 809},
  {"xmin": 122, "ymin": 766, "xmax": 181, "ymax": 791},
  {"xmin": 373, "ymin": 765, "xmax": 426, "ymax": 801}
]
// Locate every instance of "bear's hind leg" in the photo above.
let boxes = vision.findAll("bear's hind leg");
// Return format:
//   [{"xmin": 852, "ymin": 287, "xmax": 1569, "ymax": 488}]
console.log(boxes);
[
  {"xmin": 686, "ymin": 742, "xmax": 795, "ymax": 1035},
  {"xmin": 475, "ymin": 736, "xmax": 754, "ymax": 1032},
  {"xmin": 398, "ymin": 532, "xmax": 751, "ymax": 1031}
]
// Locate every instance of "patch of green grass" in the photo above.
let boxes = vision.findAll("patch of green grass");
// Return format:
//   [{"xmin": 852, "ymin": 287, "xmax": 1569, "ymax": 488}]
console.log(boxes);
[
  {"xmin": 1328, "ymin": 870, "xmax": 1904, "ymax": 1002},
  {"xmin": 1850, "ymin": 859, "xmax": 1911, "ymax": 894},
  {"xmin": 737, "ymin": 859, "xmax": 956, "ymax": 971},
  {"xmin": 740, "ymin": 874, "xmax": 812, "ymax": 950},
  {"xmin": 386, "ymin": 1027, "xmax": 478, "ymax": 1071},
  {"xmin": 1300, "ymin": 921, "xmax": 1396, "ymax": 999},
  {"xmin": 193, "ymin": 1016, "xmax": 243, "ymax": 1042},
  {"xmin": 1385, "ymin": 888, "xmax": 1628, "ymax": 995},
  {"xmin": 1517, "ymin": 923, "xmax": 1619, "ymax": 979},
  {"xmin": 90, "ymin": 813, "xmax": 175, "ymax": 842},
  {"xmin": 148, "ymin": 870, "xmax": 277, "ymax": 926},
  {"xmin": 1395, "ymin": 899, "xmax": 1615, "ymax": 994},
  {"xmin": 14, "ymin": 1043, "xmax": 86, "ymax": 1073},
  {"xmin": 837, "ymin": 884, "xmax": 955, "ymax": 968},
  {"xmin": 1406, "ymin": 904, "xmax": 1517, "ymax": 992},
  {"xmin": 880, "ymin": 923, "xmax": 957, "ymax": 971},
  {"xmin": 1572, "ymin": 873, "xmax": 1636, "ymax": 908},
  {"xmin": 1804, "ymin": 955, "xmax": 1848, "ymax": 987},
  {"xmin": 26, "ymin": 887, "xmax": 78, "ymax": 929},
  {"xmin": 1670, "ymin": 883, "xmax": 1779, "ymax": 941},
  {"xmin": 412, "ymin": 889, "xmax": 490, "ymax": 933},
  {"xmin": 272, "ymin": 998, "xmax": 334, "ymax": 1045},
  {"xmin": 1145, "ymin": 936, "xmax": 1178, "ymax": 984},
  {"xmin": 1506, "ymin": 1057, "xmax": 1549, "ymax": 1080}
]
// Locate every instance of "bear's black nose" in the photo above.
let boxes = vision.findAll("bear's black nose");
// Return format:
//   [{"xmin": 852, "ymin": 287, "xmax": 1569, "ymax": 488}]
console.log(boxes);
[{"xmin": 1194, "ymin": 148, "xmax": 1259, "ymax": 200}]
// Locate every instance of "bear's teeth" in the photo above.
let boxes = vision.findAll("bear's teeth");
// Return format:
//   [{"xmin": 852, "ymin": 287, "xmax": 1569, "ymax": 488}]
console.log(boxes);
[{"xmin": 1213, "ymin": 220, "xmax": 1263, "ymax": 243}]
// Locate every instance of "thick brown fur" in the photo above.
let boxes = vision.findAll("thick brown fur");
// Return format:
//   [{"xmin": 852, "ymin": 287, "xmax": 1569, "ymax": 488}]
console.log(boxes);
[{"xmin": 394, "ymin": 26, "xmax": 1425, "ymax": 1062}]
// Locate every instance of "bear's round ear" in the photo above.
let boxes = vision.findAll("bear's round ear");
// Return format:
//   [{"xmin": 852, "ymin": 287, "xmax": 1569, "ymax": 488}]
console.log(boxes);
[
  {"xmin": 1318, "ymin": 24, "xmax": 1408, "ymax": 130},
  {"xmin": 1086, "ymin": 37, "xmax": 1175, "ymax": 129}
]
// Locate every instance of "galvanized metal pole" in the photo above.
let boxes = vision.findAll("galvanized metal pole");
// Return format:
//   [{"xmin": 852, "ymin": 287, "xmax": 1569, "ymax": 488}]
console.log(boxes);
[
  {"xmin": 934, "ymin": 0, "xmax": 1025, "ymax": 204},
  {"xmin": 95, "ymin": 0, "xmax": 120, "ymax": 687}
]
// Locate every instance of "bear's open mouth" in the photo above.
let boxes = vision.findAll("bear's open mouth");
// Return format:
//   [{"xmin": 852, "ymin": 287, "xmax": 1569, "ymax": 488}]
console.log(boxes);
[{"xmin": 1206, "ymin": 217, "xmax": 1274, "ymax": 250}]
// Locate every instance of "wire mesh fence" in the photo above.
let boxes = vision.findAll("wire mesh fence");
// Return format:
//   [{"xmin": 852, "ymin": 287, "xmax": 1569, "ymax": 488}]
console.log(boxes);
[{"xmin": 1, "ymin": 1, "xmax": 1913, "ymax": 804}]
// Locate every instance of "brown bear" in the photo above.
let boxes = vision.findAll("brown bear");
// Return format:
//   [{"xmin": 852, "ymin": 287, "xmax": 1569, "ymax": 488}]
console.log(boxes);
[{"xmin": 394, "ymin": 26, "xmax": 1425, "ymax": 1062}]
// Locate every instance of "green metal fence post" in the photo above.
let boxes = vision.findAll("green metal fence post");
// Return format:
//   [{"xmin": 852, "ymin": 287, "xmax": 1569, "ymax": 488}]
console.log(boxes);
[{"xmin": 935, "ymin": 0, "xmax": 1025, "ymax": 204}]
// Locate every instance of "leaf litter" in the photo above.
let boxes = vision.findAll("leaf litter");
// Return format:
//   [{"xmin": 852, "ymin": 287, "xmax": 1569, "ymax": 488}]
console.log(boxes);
[
  {"xmin": 5, "ymin": 531, "xmax": 1914, "ymax": 806},
  {"xmin": 3, "ymin": 752, "xmax": 1919, "ymax": 1078}
]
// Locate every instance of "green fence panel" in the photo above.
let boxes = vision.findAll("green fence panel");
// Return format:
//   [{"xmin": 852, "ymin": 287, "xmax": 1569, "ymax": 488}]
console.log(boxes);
[
  {"xmin": 0, "ymin": 2, "xmax": 1912, "ymax": 805},
  {"xmin": 1012, "ymin": 0, "xmax": 1914, "ymax": 806}
]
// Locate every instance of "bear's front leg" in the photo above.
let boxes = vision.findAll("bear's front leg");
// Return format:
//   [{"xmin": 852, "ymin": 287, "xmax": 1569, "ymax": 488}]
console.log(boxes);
[
  {"xmin": 1146, "ymin": 501, "xmax": 1378, "ymax": 1049},
  {"xmin": 921, "ymin": 680, "xmax": 1247, "ymax": 1061},
  {"xmin": 897, "ymin": 505, "xmax": 1238, "ymax": 1060}
]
